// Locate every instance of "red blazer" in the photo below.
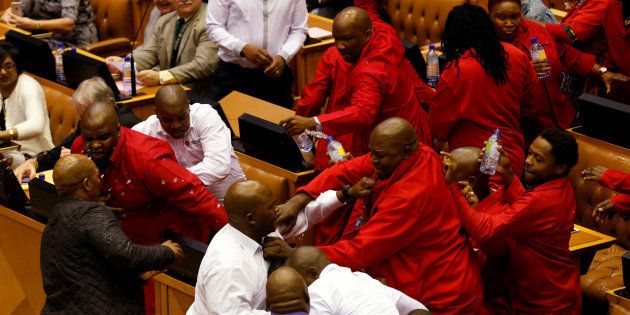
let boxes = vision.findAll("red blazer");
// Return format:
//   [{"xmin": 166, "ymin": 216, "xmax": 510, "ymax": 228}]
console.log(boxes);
[
  {"xmin": 71, "ymin": 127, "xmax": 227, "ymax": 245},
  {"xmin": 601, "ymin": 169, "xmax": 630, "ymax": 211},
  {"xmin": 299, "ymin": 146, "xmax": 482, "ymax": 315},
  {"xmin": 429, "ymin": 43, "xmax": 537, "ymax": 176},
  {"xmin": 603, "ymin": 0, "xmax": 630, "ymax": 75},
  {"xmin": 512, "ymin": 19, "xmax": 595, "ymax": 129},
  {"xmin": 546, "ymin": 0, "xmax": 609, "ymax": 56},
  {"xmin": 450, "ymin": 177, "xmax": 581, "ymax": 313}
]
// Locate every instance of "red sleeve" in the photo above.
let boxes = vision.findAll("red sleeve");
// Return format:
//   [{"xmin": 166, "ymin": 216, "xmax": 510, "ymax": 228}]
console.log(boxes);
[
  {"xmin": 449, "ymin": 178, "xmax": 541, "ymax": 245},
  {"xmin": 546, "ymin": 0, "xmax": 606, "ymax": 45},
  {"xmin": 428, "ymin": 77, "xmax": 464, "ymax": 141},
  {"xmin": 520, "ymin": 57, "xmax": 539, "ymax": 119},
  {"xmin": 354, "ymin": 0, "xmax": 380, "ymax": 22},
  {"xmin": 140, "ymin": 145, "xmax": 228, "ymax": 232},
  {"xmin": 70, "ymin": 136, "xmax": 84, "ymax": 154},
  {"xmin": 601, "ymin": 169, "xmax": 630, "ymax": 194},
  {"xmin": 318, "ymin": 194, "xmax": 422, "ymax": 270},
  {"xmin": 316, "ymin": 68, "xmax": 385, "ymax": 137},
  {"xmin": 298, "ymin": 154, "xmax": 375, "ymax": 198},
  {"xmin": 296, "ymin": 49, "xmax": 334, "ymax": 117},
  {"xmin": 557, "ymin": 42, "xmax": 596, "ymax": 76},
  {"xmin": 611, "ymin": 194, "xmax": 630, "ymax": 211}
]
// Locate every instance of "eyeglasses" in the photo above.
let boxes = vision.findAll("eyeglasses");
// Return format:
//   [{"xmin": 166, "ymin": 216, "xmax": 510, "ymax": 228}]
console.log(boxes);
[{"xmin": 0, "ymin": 63, "xmax": 15, "ymax": 72}]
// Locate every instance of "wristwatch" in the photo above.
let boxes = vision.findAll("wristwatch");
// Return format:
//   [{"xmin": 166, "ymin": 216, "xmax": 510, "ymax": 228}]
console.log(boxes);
[
  {"xmin": 341, "ymin": 184, "xmax": 352, "ymax": 201},
  {"xmin": 598, "ymin": 67, "xmax": 608, "ymax": 76}
]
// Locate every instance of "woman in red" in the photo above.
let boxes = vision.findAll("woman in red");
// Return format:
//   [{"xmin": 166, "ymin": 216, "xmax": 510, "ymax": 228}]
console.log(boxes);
[
  {"xmin": 545, "ymin": 0, "xmax": 610, "ymax": 56},
  {"xmin": 429, "ymin": 3, "xmax": 536, "ymax": 176}
]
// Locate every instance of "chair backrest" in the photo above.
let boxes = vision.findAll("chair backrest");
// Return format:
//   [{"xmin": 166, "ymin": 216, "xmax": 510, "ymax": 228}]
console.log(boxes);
[
  {"xmin": 385, "ymin": 0, "xmax": 467, "ymax": 46},
  {"xmin": 36, "ymin": 78, "xmax": 78, "ymax": 146},
  {"xmin": 239, "ymin": 162, "xmax": 289, "ymax": 205},
  {"xmin": 90, "ymin": 0, "xmax": 134, "ymax": 41}
]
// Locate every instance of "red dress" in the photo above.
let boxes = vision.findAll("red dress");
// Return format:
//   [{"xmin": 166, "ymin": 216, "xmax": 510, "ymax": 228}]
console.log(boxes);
[
  {"xmin": 601, "ymin": 169, "xmax": 630, "ymax": 211},
  {"xmin": 450, "ymin": 177, "xmax": 581, "ymax": 313},
  {"xmin": 299, "ymin": 146, "xmax": 482, "ymax": 315},
  {"xmin": 429, "ymin": 43, "xmax": 537, "ymax": 176},
  {"xmin": 545, "ymin": 0, "xmax": 609, "ymax": 56}
]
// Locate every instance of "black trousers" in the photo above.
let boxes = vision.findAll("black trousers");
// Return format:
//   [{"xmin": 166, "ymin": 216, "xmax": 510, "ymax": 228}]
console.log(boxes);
[{"xmin": 211, "ymin": 60, "xmax": 294, "ymax": 109}]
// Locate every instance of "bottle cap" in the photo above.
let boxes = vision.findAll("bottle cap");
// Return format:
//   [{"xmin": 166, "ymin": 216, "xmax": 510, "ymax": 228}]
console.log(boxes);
[
  {"xmin": 38, "ymin": 173, "xmax": 45, "ymax": 180},
  {"xmin": 56, "ymin": 42, "xmax": 64, "ymax": 49},
  {"xmin": 124, "ymin": 55, "xmax": 131, "ymax": 62},
  {"xmin": 326, "ymin": 135, "xmax": 334, "ymax": 142},
  {"xmin": 530, "ymin": 37, "xmax": 538, "ymax": 44},
  {"xmin": 429, "ymin": 44, "xmax": 435, "ymax": 50}
]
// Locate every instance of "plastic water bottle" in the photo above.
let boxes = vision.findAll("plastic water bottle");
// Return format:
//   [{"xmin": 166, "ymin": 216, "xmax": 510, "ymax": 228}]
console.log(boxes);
[
  {"xmin": 529, "ymin": 38, "xmax": 551, "ymax": 80},
  {"xmin": 122, "ymin": 56, "xmax": 132, "ymax": 96},
  {"xmin": 53, "ymin": 42, "xmax": 65, "ymax": 82},
  {"xmin": 427, "ymin": 44, "xmax": 440, "ymax": 88},
  {"xmin": 326, "ymin": 136, "xmax": 346, "ymax": 163},
  {"xmin": 480, "ymin": 129, "xmax": 501, "ymax": 175},
  {"xmin": 295, "ymin": 132, "xmax": 313, "ymax": 152}
]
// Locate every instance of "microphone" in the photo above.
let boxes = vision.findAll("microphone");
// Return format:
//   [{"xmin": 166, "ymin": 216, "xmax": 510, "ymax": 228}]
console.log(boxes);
[{"xmin": 128, "ymin": 1, "xmax": 153, "ymax": 96}]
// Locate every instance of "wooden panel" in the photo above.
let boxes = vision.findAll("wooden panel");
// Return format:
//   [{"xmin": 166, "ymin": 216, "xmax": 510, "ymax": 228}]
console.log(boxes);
[
  {"xmin": 219, "ymin": 91, "xmax": 296, "ymax": 137},
  {"xmin": 293, "ymin": 14, "xmax": 334, "ymax": 97},
  {"xmin": 0, "ymin": 206, "xmax": 46, "ymax": 315}
]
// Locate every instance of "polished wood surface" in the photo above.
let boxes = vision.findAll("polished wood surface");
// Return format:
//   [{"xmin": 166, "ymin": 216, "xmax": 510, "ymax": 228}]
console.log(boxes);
[
  {"xmin": 0, "ymin": 205, "xmax": 45, "ymax": 314},
  {"xmin": 570, "ymin": 224, "xmax": 616, "ymax": 254},
  {"xmin": 154, "ymin": 274, "xmax": 195, "ymax": 315},
  {"xmin": 293, "ymin": 14, "xmax": 334, "ymax": 97},
  {"xmin": 0, "ymin": 21, "xmax": 30, "ymax": 40}
]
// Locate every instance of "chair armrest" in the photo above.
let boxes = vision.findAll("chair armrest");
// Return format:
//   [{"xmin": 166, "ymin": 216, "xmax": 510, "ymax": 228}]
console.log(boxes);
[{"xmin": 83, "ymin": 37, "xmax": 131, "ymax": 56}]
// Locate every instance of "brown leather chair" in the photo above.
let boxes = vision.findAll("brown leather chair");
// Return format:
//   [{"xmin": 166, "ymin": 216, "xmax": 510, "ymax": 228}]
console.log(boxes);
[
  {"xmin": 239, "ymin": 162, "xmax": 289, "ymax": 205},
  {"xmin": 42, "ymin": 85, "xmax": 78, "ymax": 146},
  {"xmin": 384, "ymin": 0, "xmax": 466, "ymax": 46},
  {"xmin": 567, "ymin": 130, "xmax": 630, "ymax": 304},
  {"xmin": 83, "ymin": 0, "xmax": 134, "ymax": 57}
]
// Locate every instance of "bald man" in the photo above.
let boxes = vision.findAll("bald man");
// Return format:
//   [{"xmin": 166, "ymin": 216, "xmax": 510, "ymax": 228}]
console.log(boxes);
[
  {"xmin": 133, "ymin": 85, "xmax": 245, "ymax": 201},
  {"xmin": 188, "ymin": 180, "xmax": 280, "ymax": 315},
  {"xmin": 266, "ymin": 267, "xmax": 309, "ymax": 315},
  {"xmin": 285, "ymin": 246, "xmax": 429, "ymax": 314},
  {"xmin": 41, "ymin": 155, "xmax": 183, "ymax": 314},
  {"xmin": 70, "ymin": 101, "xmax": 227, "ymax": 314},
  {"xmin": 275, "ymin": 118, "xmax": 481, "ymax": 314}
]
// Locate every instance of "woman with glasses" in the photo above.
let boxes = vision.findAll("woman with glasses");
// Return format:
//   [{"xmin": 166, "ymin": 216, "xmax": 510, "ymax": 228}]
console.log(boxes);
[{"xmin": 0, "ymin": 42, "xmax": 54, "ymax": 169}]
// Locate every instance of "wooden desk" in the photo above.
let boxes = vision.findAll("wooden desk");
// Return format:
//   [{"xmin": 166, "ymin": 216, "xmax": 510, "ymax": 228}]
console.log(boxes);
[
  {"xmin": 0, "ymin": 22, "xmax": 30, "ymax": 40},
  {"xmin": 154, "ymin": 274, "xmax": 195, "ymax": 315},
  {"xmin": 570, "ymin": 224, "xmax": 616, "ymax": 274},
  {"xmin": 607, "ymin": 287, "xmax": 630, "ymax": 315},
  {"xmin": 293, "ymin": 14, "xmax": 334, "ymax": 96},
  {"xmin": 220, "ymin": 91, "xmax": 315, "ymax": 196}
]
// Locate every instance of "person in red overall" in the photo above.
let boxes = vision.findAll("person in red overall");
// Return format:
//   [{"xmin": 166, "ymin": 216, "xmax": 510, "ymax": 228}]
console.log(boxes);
[
  {"xmin": 70, "ymin": 102, "xmax": 227, "ymax": 314},
  {"xmin": 545, "ymin": 0, "xmax": 610, "ymax": 56},
  {"xmin": 429, "ymin": 3, "xmax": 536, "ymax": 177},
  {"xmin": 274, "ymin": 118, "xmax": 482, "ymax": 315},
  {"xmin": 583, "ymin": 166, "xmax": 630, "ymax": 221},
  {"xmin": 448, "ymin": 128, "xmax": 582, "ymax": 314}
]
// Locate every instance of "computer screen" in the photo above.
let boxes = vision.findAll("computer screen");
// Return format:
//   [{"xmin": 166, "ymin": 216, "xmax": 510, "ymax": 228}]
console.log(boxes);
[
  {"xmin": 5, "ymin": 30, "xmax": 56, "ymax": 81},
  {"xmin": 238, "ymin": 113, "xmax": 308, "ymax": 172},
  {"xmin": 62, "ymin": 50, "xmax": 129, "ymax": 101}
]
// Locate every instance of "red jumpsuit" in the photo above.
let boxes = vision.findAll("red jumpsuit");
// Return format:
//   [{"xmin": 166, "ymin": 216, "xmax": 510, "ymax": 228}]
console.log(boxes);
[
  {"xmin": 299, "ymin": 146, "xmax": 482, "ymax": 315},
  {"xmin": 601, "ymin": 169, "xmax": 630, "ymax": 211},
  {"xmin": 511, "ymin": 19, "xmax": 595, "ymax": 130},
  {"xmin": 450, "ymin": 177, "xmax": 581, "ymax": 314},
  {"xmin": 545, "ymin": 0, "xmax": 609, "ymax": 57},
  {"xmin": 429, "ymin": 43, "xmax": 537, "ymax": 176}
]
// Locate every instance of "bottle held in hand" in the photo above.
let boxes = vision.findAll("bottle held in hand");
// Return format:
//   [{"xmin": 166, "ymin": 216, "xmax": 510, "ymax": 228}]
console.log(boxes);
[
  {"xmin": 529, "ymin": 38, "xmax": 551, "ymax": 80},
  {"xmin": 326, "ymin": 136, "xmax": 346, "ymax": 163},
  {"xmin": 480, "ymin": 129, "xmax": 501, "ymax": 175},
  {"xmin": 295, "ymin": 132, "xmax": 313, "ymax": 153}
]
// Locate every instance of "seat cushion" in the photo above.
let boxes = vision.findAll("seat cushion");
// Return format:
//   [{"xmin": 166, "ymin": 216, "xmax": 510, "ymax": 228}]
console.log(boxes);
[{"xmin": 582, "ymin": 244, "xmax": 626, "ymax": 301}]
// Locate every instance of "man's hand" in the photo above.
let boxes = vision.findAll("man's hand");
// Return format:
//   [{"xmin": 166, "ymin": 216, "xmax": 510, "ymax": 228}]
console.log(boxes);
[
  {"xmin": 275, "ymin": 193, "xmax": 313, "ymax": 235},
  {"xmin": 279, "ymin": 115, "xmax": 317, "ymax": 136},
  {"xmin": 241, "ymin": 44, "xmax": 273, "ymax": 68},
  {"xmin": 162, "ymin": 240, "xmax": 184, "ymax": 260},
  {"xmin": 582, "ymin": 166, "xmax": 608, "ymax": 182},
  {"xmin": 137, "ymin": 70, "xmax": 159, "ymax": 86},
  {"xmin": 60, "ymin": 146, "xmax": 71, "ymax": 158},
  {"xmin": 601, "ymin": 71, "xmax": 629, "ymax": 94},
  {"xmin": 14, "ymin": 158, "xmax": 38, "ymax": 182},
  {"xmin": 263, "ymin": 55, "xmax": 286, "ymax": 78},
  {"xmin": 485, "ymin": 146, "xmax": 513, "ymax": 186},
  {"xmin": 328, "ymin": 152, "xmax": 353, "ymax": 166},
  {"xmin": 263, "ymin": 237, "xmax": 293, "ymax": 259},
  {"xmin": 592, "ymin": 198, "xmax": 617, "ymax": 224},
  {"xmin": 531, "ymin": 59, "xmax": 551, "ymax": 75},
  {"xmin": 347, "ymin": 177, "xmax": 375, "ymax": 199},
  {"xmin": 458, "ymin": 181, "xmax": 478, "ymax": 208}
]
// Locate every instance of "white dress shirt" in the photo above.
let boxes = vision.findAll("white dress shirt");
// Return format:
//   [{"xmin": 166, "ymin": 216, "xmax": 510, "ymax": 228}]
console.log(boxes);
[
  {"xmin": 309, "ymin": 264, "xmax": 428, "ymax": 315},
  {"xmin": 205, "ymin": 0, "xmax": 308, "ymax": 68},
  {"xmin": 187, "ymin": 224, "xmax": 270, "ymax": 315},
  {"xmin": 279, "ymin": 190, "xmax": 345, "ymax": 239},
  {"xmin": 132, "ymin": 103, "xmax": 245, "ymax": 201}
]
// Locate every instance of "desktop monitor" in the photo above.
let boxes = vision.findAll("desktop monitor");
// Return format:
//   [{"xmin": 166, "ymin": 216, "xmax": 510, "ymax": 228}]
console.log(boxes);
[
  {"xmin": 238, "ymin": 113, "xmax": 308, "ymax": 172},
  {"xmin": 5, "ymin": 30, "xmax": 56, "ymax": 81},
  {"xmin": 575, "ymin": 93, "xmax": 630, "ymax": 149},
  {"xmin": 62, "ymin": 50, "xmax": 130, "ymax": 102},
  {"xmin": 28, "ymin": 177, "xmax": 58, "ymax": 223},
  {"xmin": 0, "ymin": 166, "xmax": 29, "ymax": 213},
  {"xmin": 159, "ymin": 230, "xmax": 208, "ymax": 285}
]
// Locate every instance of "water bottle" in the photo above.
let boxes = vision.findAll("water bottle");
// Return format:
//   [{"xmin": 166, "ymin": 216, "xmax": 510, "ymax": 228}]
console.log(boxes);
[
  {"xmin": 295, "ymin": 132, "xmax": 313, "ymax": 152},
  {"xmin": 122, "ymin": 56, "xmax": 132, "ymax": 96},
  {"xmin": 326, "ymin": 136, "xmax": 346, "ymax": 163},
  {"xmin": 53, "ymin": 42, "xmax": 65, "ymax": 82},
  {"xmin": 426, "ymin": 44, "xmax": 440, "ymax": 88},
  {"xmin": 529, "ymin": 38, "xmax": 551, "ymax": 80},
  {"xmin": 480, "ymin": 129, "xmax": 501, "ymax": 175}
]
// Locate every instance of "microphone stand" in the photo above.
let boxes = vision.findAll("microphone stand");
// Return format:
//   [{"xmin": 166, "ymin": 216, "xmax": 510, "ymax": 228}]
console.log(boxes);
[{"xmin": 129, "ymin": 0, "xmax": 152, "ymax": 96}]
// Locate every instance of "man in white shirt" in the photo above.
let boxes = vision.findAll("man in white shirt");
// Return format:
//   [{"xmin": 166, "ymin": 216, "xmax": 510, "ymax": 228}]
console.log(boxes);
[
  {"xmin": 286, "ymin": 246, "xmax": 430, "ymax": 315},
  {"xmin": 266, "ymin": 267, "xmax": 309, "ymax": 315},
  {"xmin": 187, "ymin": 180, "xmax": 278, "ymax": 315},
  {"xmin": 205, "ymin": 0, "xmax": 308, "ymax": 108},
  {"xmin": 132, "ymin": 85, "xmax": 245, "ymax": 201}
]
